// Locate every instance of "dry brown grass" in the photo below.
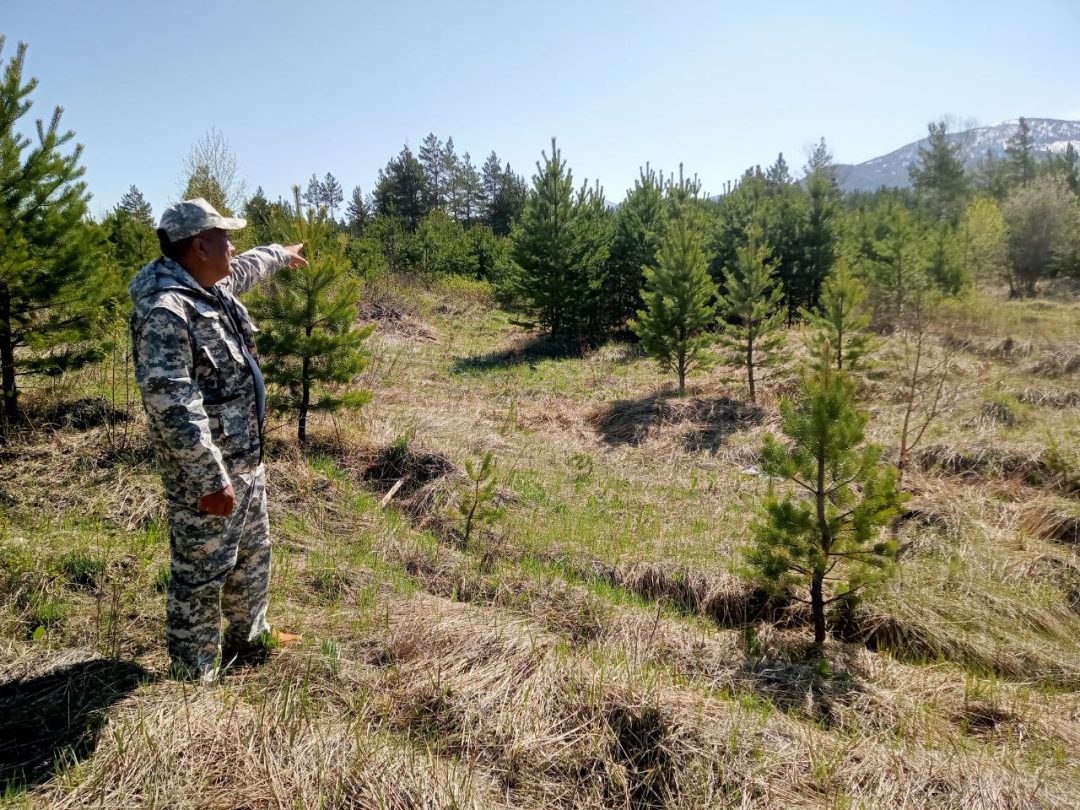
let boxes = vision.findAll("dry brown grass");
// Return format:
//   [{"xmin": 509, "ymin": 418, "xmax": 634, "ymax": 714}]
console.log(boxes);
[
  {"xmin": 9, "ymin": 564, "xmax": 1077, "ymax": 808},
  {"xmin": 1013, "ymin": 387, "xmax": 1080, "ymax": 409},
  {"xmin": 3, "ymin": 286, "xmax": 1080, "ymax": 808},
  {"xmin": 940, "ymin": 332, "xmax": 1036, "ymax": 361},
  {"xmin": 1029, "ymin": 350, "xmax": 1080, "ymax": 377},
  {"xmin": 1019, "ymin": 501, "xmax": 1080, "ymax": 545},
  {"xmin": 915, "ymin": 441, "xmax": 1079, "ymax": 496}
]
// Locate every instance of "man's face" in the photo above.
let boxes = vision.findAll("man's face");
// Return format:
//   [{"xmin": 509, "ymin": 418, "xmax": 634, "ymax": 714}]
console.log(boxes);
[{"xmin": 193, "ymin": 228, "xmax": 234, "ymax": 283}]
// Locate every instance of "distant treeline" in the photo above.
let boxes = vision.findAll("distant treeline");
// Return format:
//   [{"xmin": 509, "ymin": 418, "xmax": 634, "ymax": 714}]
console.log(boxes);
[
  {"xmin": 179, "ymin": 117, "xmax": 1079, "ymax": 338},
  {"xmin": 3, "ymin": 24, "xmax": 1079, "ymax": 431}
]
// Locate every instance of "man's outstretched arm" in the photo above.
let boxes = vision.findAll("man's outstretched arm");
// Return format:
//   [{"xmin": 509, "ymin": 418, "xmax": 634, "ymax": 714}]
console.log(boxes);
[{"xmin": 223, "ymin": 243, "xmax": 307, "ymax": 295}]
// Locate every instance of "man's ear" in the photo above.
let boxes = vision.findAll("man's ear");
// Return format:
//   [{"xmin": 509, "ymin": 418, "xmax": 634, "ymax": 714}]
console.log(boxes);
[{"xmin": 190, "ymin": 234, "xmax": 208, "ymax": 261}]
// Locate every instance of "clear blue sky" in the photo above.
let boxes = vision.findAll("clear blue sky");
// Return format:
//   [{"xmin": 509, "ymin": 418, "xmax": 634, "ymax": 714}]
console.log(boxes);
[{"xmin": 5, "ymin": 0, "xmax": 1079, "ymax": 219}]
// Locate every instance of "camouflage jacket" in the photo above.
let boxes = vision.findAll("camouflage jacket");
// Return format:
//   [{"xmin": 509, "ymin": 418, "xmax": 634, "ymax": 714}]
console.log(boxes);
[{"xmin": 129, "ymin": 246, "xmax": 291, "ymax": 503}]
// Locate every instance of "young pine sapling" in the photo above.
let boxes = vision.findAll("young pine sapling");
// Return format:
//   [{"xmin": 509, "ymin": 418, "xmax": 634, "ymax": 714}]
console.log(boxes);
[
  {"xmin": 743, "ymin": 343, "xmax": 904, "ymax": 649},
  {"xmin": 459, "ymin": 451, "xmax": 502, "ymax": 549}
]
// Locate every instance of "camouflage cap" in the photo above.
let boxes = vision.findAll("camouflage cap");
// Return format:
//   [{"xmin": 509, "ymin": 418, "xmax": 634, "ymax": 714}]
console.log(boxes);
[{"xmin": 158, "ymin": 198, "xmax": 247, "ymax": 241}]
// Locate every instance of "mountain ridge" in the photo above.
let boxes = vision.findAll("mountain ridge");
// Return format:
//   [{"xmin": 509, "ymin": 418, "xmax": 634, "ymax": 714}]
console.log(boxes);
[{"xmin": 834, "ymin": 117, "xmax": 1080, "ymax": 193}]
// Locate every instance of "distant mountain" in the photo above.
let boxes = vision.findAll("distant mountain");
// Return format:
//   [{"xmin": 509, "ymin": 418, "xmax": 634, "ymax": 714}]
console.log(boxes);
[{"xmin": 834, "ymin": 118, "xmax": 1080, "ymax": 193}]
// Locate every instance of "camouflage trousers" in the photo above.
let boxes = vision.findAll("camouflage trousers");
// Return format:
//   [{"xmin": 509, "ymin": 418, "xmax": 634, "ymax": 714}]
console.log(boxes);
[{"xmin": 166, "ymin": 464, "xmax": 271, "ymax": 680}]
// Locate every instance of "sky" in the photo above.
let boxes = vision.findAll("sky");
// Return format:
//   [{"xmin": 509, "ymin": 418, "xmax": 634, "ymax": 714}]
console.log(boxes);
[{"xmin": 4, "ymin": 0, "xmax": 1080, "ymax": 219}]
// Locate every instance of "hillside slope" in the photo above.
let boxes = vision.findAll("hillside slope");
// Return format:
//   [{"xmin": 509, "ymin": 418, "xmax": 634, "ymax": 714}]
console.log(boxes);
[{"xmin": 1, "ymin": 278, "xmax": 1079, "ymax": 808}]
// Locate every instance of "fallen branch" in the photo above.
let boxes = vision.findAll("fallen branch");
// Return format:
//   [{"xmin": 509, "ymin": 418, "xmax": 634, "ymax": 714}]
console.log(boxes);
[{"xmin": 379, "ymin": 477, "xmax": 406, "ymax": 508}]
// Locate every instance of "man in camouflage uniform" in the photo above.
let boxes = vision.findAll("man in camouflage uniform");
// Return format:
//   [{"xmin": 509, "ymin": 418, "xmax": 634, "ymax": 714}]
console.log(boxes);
[{"xmin": 129, "ymin": 198, "xmax": 306, "ymax": 681}]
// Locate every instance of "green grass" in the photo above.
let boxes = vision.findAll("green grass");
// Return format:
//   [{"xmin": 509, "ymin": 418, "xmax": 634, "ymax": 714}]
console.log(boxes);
[
  {"xmin": 308, "ymin": 454, "xmax": 350, "ymax": 483},
  {"xmin": 2, "ymin": 286, "xmax": 1080, "ymax": 807},
  {"xmin": 53, "ymin": 549, "xmax": 107, "ymax": 590}
]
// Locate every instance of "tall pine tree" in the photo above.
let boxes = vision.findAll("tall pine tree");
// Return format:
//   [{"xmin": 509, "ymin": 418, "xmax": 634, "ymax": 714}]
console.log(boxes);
[
  {"xmin": 322, "ymin": 172, "xmax": 344, "ymax": 221},
  {"xmin": 510, "ymin": 138, "xmax": 608, "ymax": 341},
  {"xmin": 908, "ymin": 121, "xmax": 969, "ymax": 221},
  {"xmin": 100, "ymin": 191, "xmax": 157, "ymax": 393},
  {"xmin": 0, "ymin": 39, "xmax": 117, "ymax": 434},
  {"xmin": 419, "ymin": 133, "xmax": 446, "ymax": 210},
  {"xmin": 576, "ymin": 178, "xmax": 616, "ymax": 339},
  {"xmin": 374, "ymin": 145, "xmax": 427, "ymax": 231},
  {"xmin": 1054, "ymin": 142, "xmax": 1079, "ymax": 195},
  {"xmin": 105, "ymin": 184, "xmax": 156, "ymax": 273},
  {"xmin": 972, "ymin": 147, "xmax": 1010, "ymax": 199},
  {"xmin": 481, "ymin": 151, "xmax": 502, "ymax": 217},
  {"xmin": 664, "ymin": 163, "xmax": 707, "ymax": 225},
  {"xmin": 709, "ymin": 168, "xmax": 767, "ymax": 284},
  {"xmin": 442, "ymin": 137, "xmax": 460, "ymax": 219},
  {"xmin": 102, "ymin": 201, "xmax": 157, "ymax": 281},
  {"xmin": 797, "ymin": 147, "xmax": 841, "ymax": 319},
  {"xmin": 345, "ymin": 185, "xmax": 370, "ymax": 236},
  {"xmin": 760, "ymin": 155, "xmax": 807, "ymax": 322},
  {"xmin": 716, "ymin": 226, "xmax": 787, "ymax": 404},
  {"xmin": 488, "ymin": 161, "xmax": 528, "ymax": 237},
  {"xmin": 118, "ymin": 185, "xmax": 153, "ymax": 225},
  {"xmin": 630, "ymin": 210, "xmax": 718, "ymax": 395},
  {"xmin": 244, "ymin": 186, "xmax": 277, "ymax": 246},
  {"xmin": 605, "ymin": 164, "xmax": 665, "ymax": 331},
  {"xmin": 764, "ymin": 152, "xmax": 792, "ymax": 189},
  {"xmin": 712, "ymin": 164, "xmax": 809, "ymax": 321},
  {"xmin": 804, "ymin": 138, "xmax": 838, "ymax": 188},
  {"xmin": 302, "ymin": 173, "xmax": 324, "ymax": 213},
  {"xmin": 455, "ymin": 152, "xmax": 483, "ymax": 225},
  {"xmin": 1005, "ymin": 117, "xmax": 1036, "ymax": 188}
]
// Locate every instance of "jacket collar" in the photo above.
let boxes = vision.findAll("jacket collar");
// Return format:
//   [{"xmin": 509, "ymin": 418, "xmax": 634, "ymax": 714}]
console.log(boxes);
[{"xmin": 129, "ymin": 256, "xmax": 219, "ymax": 306}]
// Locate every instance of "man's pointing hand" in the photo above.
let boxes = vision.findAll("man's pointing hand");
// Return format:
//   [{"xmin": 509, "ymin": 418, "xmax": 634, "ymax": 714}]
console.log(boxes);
[{"xmin": 284, "ymin": 243, "xmax": 307, "ymax": 267}]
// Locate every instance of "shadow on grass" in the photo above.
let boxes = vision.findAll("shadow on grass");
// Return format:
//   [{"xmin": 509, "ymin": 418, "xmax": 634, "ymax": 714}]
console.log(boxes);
[
  {"xmin": 682, "ymin": 396, "xmax": 765, "ymax": 454},
  {"xmin": 538, "ymin": 553, "xmax": 865, "ymax": 726},
  {"xmin": 94, "ymin": 438, "xmax": 155, "ymax": 470},
  {"xmin": 587, "ymin": 391, "xmax": 763, "ymax": 450},
  {"xmin": 0, "ymin": 658, "xmax": 152, "ymax": 794},
  {"xmin": 737, "ymin": 649, "xmax": 866, "ymax": 726},
  {"xmin": 451, "ymin": 333, "xmax": 587, "ymax": 373},
  {"xmin": 36, "ymin": 397, "xmax": 132, "ymax": 432}
]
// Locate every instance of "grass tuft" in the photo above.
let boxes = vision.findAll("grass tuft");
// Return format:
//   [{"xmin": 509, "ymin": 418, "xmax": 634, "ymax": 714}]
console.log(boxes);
[
  {"xmin": 53, "ymin": 550, "xmax": 106, "ymax": 591},
  {"xmin": 979, "ymin": 392, "xmax": 1028, "ymax": 427}
]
